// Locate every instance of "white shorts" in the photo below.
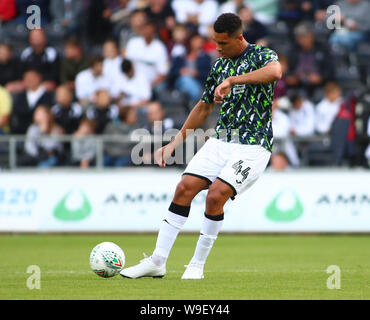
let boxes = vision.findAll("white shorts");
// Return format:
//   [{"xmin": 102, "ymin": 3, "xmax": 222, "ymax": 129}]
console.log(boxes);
[{"xmin": 183, "ymin": 137, "xmax": 271, "ymax": 199}]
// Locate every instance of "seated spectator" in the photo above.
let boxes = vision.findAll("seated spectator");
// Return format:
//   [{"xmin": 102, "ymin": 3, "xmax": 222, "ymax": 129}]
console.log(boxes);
[
  {"xmin": 330, "ymin": 0, "xmax": 370, "ymax": 51},
  {"xmin": 272, "ymin": 98, "xmax": 300, "ymax": 166},
  {"xmin": 110, "ymin": 0, "xmax": 136, "ymax": 34},
  {"xmin": 168, "ymin": 33, "xmax": 212, "ymax": 103},
  {"xmin": 20, "ymin": 29, "xmax": 60, "ymax": 91},
  {"xmin": 169, "ymin": 24, "xmax": 189, "ymax": 59},
  {"xmin": 0, "ymin": 86, "xmax": 12, "ymax": 134},
  {"xmin": 0, "ymin": 0, "xmax": 17, "ymax": 24},
  {"xmin": 125, "ymin": 19, "xmax": 169, "ymax": 95},
  {"xmin": 172, "ymin": 0, "xmax": 219, "ymax": 37},
  {"xmin": 365, "ymin": 116, "xmax": 370, "ymax": 165},
  {"xmin": 86, "ymin": 90, "xmax": 120, "ymax": 134},
  {"xmin": 219, "ymin": 0, "xmax": 245, "ymax": 15},
  {"xmin": 119, "ymin": 9, "xmax": 148, "ymax": 55},
  {"xmin": 143, "ymin": 0, "xmax": 176, "ymax": 45},
  {"xmin": 60, "ymin": 37, "xmax": 90, "ymax": 91},
  {"xmin": 278, "ymin": 0, "xmax": 302, "ymax": 30},
  {"xmin": 103, "ymin": 107, "xmax": 138, "ymax": 167},
  {"xmin": 269, "ymin": 152, "xmax": 291, "ymax": 171},
  {"xmin": 144, "ymin": 101, "xmax": 175, "ymax": 135},
  {"xmin": 289, "ymin": 93, "xmax": 315, "ymax": 137},
  {"xmin": 0, "ymin": 43, "xmax": 23, "ymax": 94},
  {"xmin": 49, "ymin": 0, "xmax": 84, "ymax": 36},
  {"xmin": 238, "ymin": 5, "xmax": 268, "ymax": 44},
  {"xmin": 75, "ymin": 56, "xmax": 112, "ymax": 108},
  {"xmin": 51, "ymin": 85, "xmax": 83, "ymax": 134},
  {"xmin": 113, "ymin": 59, "xmax": 152, "ymax": 109},
  {"xmin": 274, "ymin": 54, "xmax": 289, "ymax": 99},
  {"xmin": 103, "ymin": 39, "xmax": 125, "ymax": 83},
  {"xmin": 315, "ymin": 82, "xmax": 343, "ymax": 135},
  {"xmin": 287, "ymin": 22, "xmax": 333, "ymax": 97},
  {"xmin": 14, "ymin": 0, "xmax": 50, "ymax": 26},
  {"xmin": 22, "ymin": 105, "xmax": 64, "ymax": 168},
  {"xmin": 11, "ymin": 69, "xmax": 54, "ymax": 134},
  {"xmin": 71, "ymin": 118, "xmax": 97, "ymax": 168}
]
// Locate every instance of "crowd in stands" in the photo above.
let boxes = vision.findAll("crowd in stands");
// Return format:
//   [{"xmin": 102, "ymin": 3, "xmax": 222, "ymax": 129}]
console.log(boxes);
[{"xmin": 0, "ymin": 0, "xmax": 369, "ymax": 170}]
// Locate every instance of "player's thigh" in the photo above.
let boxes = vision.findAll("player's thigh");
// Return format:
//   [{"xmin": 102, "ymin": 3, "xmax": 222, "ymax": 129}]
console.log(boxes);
[
  {"xmin": 218, "ymin": 145, "xmax": 271, "ymax": 198},
  {"xmin": 173, "ymin": 174, "xmax": 210, "ymax": 205}
]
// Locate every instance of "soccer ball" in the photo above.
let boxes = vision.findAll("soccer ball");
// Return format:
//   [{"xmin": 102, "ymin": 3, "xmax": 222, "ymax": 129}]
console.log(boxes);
[{"xmin": 89, "ymin": 242, "xmax": 125, "ymax": 278}]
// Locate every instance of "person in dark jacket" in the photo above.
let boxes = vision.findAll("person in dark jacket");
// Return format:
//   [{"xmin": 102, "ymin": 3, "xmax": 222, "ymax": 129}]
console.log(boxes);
[{"xmin": 168, "ymin": 33, "xmax": 212, "ymax": 103}]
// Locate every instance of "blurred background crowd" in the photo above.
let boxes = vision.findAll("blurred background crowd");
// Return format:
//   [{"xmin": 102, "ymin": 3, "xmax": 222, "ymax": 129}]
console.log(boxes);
[{"xmin": 0, "ymin": 0, "xmax": 369, "ymax": 170}]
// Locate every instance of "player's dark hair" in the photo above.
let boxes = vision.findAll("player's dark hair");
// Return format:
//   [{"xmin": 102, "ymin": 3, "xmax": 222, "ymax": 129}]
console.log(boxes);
[{"xmin": 214, "ymin": 13, "xmax": 242, "ymax": 37}]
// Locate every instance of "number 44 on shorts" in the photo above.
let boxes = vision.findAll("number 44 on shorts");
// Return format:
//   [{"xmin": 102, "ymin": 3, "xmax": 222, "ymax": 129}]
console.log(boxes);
[{"xmin": 232, "ymin": 160, "xmax": 251, "ymax": 185}]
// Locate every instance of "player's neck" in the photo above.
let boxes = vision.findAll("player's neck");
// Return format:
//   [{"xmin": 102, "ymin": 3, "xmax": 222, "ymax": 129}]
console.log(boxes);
[{"xmin": 233, "ymin": 40, "xmax": 249, "ymax": 59}]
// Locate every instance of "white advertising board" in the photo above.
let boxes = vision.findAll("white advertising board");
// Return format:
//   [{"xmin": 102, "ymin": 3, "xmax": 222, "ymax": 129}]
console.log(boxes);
[{"xmin": 0, "ymin": 169, "xmax": 369, "ymax": 232}]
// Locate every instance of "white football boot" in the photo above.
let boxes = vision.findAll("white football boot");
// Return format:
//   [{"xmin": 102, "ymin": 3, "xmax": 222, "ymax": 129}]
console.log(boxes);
[
  {"xmin": 120, "ymin": 254, "xmax": 166, "ymax": 279},
  {"xmin": 181, "ymin": 263, "xmax": 204, "ymax": 279}
]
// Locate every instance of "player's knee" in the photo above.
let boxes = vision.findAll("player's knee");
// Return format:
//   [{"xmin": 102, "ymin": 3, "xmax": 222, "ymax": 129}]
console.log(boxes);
[
  {"xmin": 206, "ymin": 189, "xmax": 227, "ymax": 211},
  {"xmin": 174, "ymin": 180, "xmax": 195, "ymax": 201}
]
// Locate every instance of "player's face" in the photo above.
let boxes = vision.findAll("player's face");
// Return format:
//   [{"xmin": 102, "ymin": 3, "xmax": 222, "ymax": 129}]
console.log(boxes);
[{"xmin": 214, "ymin": 32, "xmax": 243, "ymax": 59}]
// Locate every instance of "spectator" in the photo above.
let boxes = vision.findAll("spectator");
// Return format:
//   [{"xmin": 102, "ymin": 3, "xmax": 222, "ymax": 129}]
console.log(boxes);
[
  {"xmin": 23, "ymin": 105, "xmax": 64, "ymax": 168},
  {"xmin": 0, "ymin": 86, "xmax": 12, "ymax": 134},
  {"xmin": 125, "ymin": 19, "xmax": 169, "ymax": 94},
  {"xmin": 119, "ymin": 9, "xmax": 148, "ymax": 54},
  {"xmin": 49, "ymin": 0, "xmax": 84, "ymax": 36},
  {"xmin": 71, "ymin": 118, "xmax": 97, "ymax": 168},
  {"xmin": 60, "ymin": 37, "xmax": 90, "ymax": 90},
  {"xmin": 274, "ymin": 54, "xmax": 289, "ymax": 99},
  {"xmin": 75, "ymin": 56, "xmax": 112, "ymax": 108},
  {"xmin": 315, "ymin": 82, "xmax": 343, "ymax": 135},
  {"xmin": 168, "ymin": 33, "xmax": 212, "ymax": 103},
  {"xmin": 0, "ymin": 0, "xmax": 17, "ymax": 23},
  {"xmin": 289, "ymin": 93, "xmax": 316, "ymax": 137},
  {"xmin": 287, "ymin": 22, "xmax": 333, "ymax": 97},
  {"xmin": 272, "ymin": 98, "xmax": 300, "ymax": 166},
  {"xmin": 330, "ymin": 0, "xmax": 370, "ymax": 51},
  {"xmin": 20, "ymin": 29, "xmax": 60, "ymax": 91},
  {"xmin": 103, "ymin": 106, "xmax": 138, "ymax": 167},
  {"xmin": 11, "ymin": 69, "xmax": 54, "ymax": 134},
  {"xmin": 103, "ymin": 39, "xmax": 125, "ymax": 83},
  {"xmin": 86, "ymin": 90, "xmax": 120, "ymax": 134},
  {"xmin": 169, "ymin": 24, "xmax": 189, "ymax": 59},
  {"xmin": 110, "ymin": 0, "xmax": 136, "ymax": 33},
  {"xmin": 144, "ymin": 101, "xmax": 175, "ymax": 134},
  {"xmin": 246, "ymin": 0, "xmax": 278, "ymax": 24},
  {"xmin": 365, "ymin": 116, "xmax": 370, "ymax": 165},
  {"xmin": 51, "ymin": 85, "xmax": 83, "ymax": 134},
  {"xmin": 219, "ymin": 0, "xmax": 245, "ymax": 15},
  {"xmin": 0, "ymin": 43, "xmax": 23, "ymax": 94},
  {"xmin": 269, "ymin": 151, "xmax": 291, "ymax": 171},
  {"xmin": 172, "ymin": 0, "xmax": 219, "ymax": 37},
  {"xmin": 238, "ymin": 6, "xmax": 268, "ymax": 44},
  {"xmin": 144, "ymin": 0, "xmax": 176, "ymax": 45},
  {"xmin": 113, "ymin": 59, "xmax": 152, "ymax": 109}
]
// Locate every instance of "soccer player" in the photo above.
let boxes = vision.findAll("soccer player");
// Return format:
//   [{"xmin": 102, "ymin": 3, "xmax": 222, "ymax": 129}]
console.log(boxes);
[{"xmin": 120, "ymin": 13, "xmax": 282, "ymax": 280}]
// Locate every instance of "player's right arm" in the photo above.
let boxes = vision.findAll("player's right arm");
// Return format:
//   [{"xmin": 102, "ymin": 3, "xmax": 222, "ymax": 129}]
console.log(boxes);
[{"xmin": 154, "ymin": 100, "xmax": 214, "ymax": 167}]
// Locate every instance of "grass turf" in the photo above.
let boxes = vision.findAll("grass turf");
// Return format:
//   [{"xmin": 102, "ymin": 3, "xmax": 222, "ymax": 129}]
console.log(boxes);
[{"xmin": 0, "ymin": 234, "xmax": 369, "ymax": 300}]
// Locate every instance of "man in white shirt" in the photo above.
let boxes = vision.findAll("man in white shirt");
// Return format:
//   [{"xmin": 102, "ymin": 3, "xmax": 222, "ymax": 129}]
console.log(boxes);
[
  {"xmin": 272, "ymin": 99, "xmax": 300, "ymax": 166},
  {"xmin": 113, "ymin": 59, "xmax": 152, "ymax": 109},
  {"xmin": 315, "ymin": 82, "xmax": 342, "ymax": 135},
  {"xmin": 125, "ymin": 20, "xmax": 169, "ymax": 93},
  {"xmin": 75, "ymin": 56, "xmax": 112, "ymax": 108},
  {"xmin": 172, "ymin": 0, "xmax": 219, "ymax": 36},
  {"xmin": 289, "ymin": 94, "xmax": 315, "ymax": 137}
]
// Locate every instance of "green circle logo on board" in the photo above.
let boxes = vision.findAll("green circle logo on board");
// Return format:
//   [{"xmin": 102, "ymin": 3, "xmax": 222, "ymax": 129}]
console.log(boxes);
[
  {"xmin": 53, "ymin": 191, "xmax": 92, "ymax": 221},
  {"xmin": 265, "ymin": 191, "xmax": 304, "ymax": 222}
]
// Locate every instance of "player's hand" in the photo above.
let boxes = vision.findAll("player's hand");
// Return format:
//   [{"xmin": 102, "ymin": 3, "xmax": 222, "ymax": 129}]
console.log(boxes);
[
  {"xmin": 214, "ymin": 78, "xmax": 233, "ymax": 104},
  {"xmin": 154, "ymin": 142, "xmax": 176, "ymax": 167}
]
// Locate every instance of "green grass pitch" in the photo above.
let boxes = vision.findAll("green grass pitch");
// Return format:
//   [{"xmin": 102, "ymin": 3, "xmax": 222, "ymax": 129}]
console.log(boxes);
[{"xmin": 0, "ymin": 234, "xmax": 369, "ymax": 300}]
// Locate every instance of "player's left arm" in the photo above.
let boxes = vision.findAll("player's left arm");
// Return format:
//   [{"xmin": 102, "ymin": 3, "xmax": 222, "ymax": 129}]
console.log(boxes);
[{"xmin": 214, "ymin": 61, "xmax": 282, "ymax": 104}]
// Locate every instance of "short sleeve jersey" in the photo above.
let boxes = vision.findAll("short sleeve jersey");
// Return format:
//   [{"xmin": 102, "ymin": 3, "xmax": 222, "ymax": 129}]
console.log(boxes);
[{"xmin": 201, "ymin": 44, "xmax": 279, "ymax": 152}]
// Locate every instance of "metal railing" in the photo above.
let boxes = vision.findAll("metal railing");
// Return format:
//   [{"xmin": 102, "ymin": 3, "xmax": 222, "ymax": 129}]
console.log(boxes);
[{"xmin": 0, "ymin": 134, "xmax": 331, "ymax": 170}]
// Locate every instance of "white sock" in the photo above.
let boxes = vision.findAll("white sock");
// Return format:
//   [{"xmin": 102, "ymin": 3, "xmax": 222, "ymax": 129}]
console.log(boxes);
[
  {"xmin": 151, "ymin": 207, "xmax": 189, "ymax": 266},
  {"xmin": 190, "ymin": 213, "xmax": 224, "ymax": 265}
]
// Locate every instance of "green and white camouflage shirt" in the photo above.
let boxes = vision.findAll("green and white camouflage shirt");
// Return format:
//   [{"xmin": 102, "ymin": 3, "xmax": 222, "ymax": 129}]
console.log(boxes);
[{"xmin": 201, "ymin": 44, "xmax": 279, "ymax": 152}]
